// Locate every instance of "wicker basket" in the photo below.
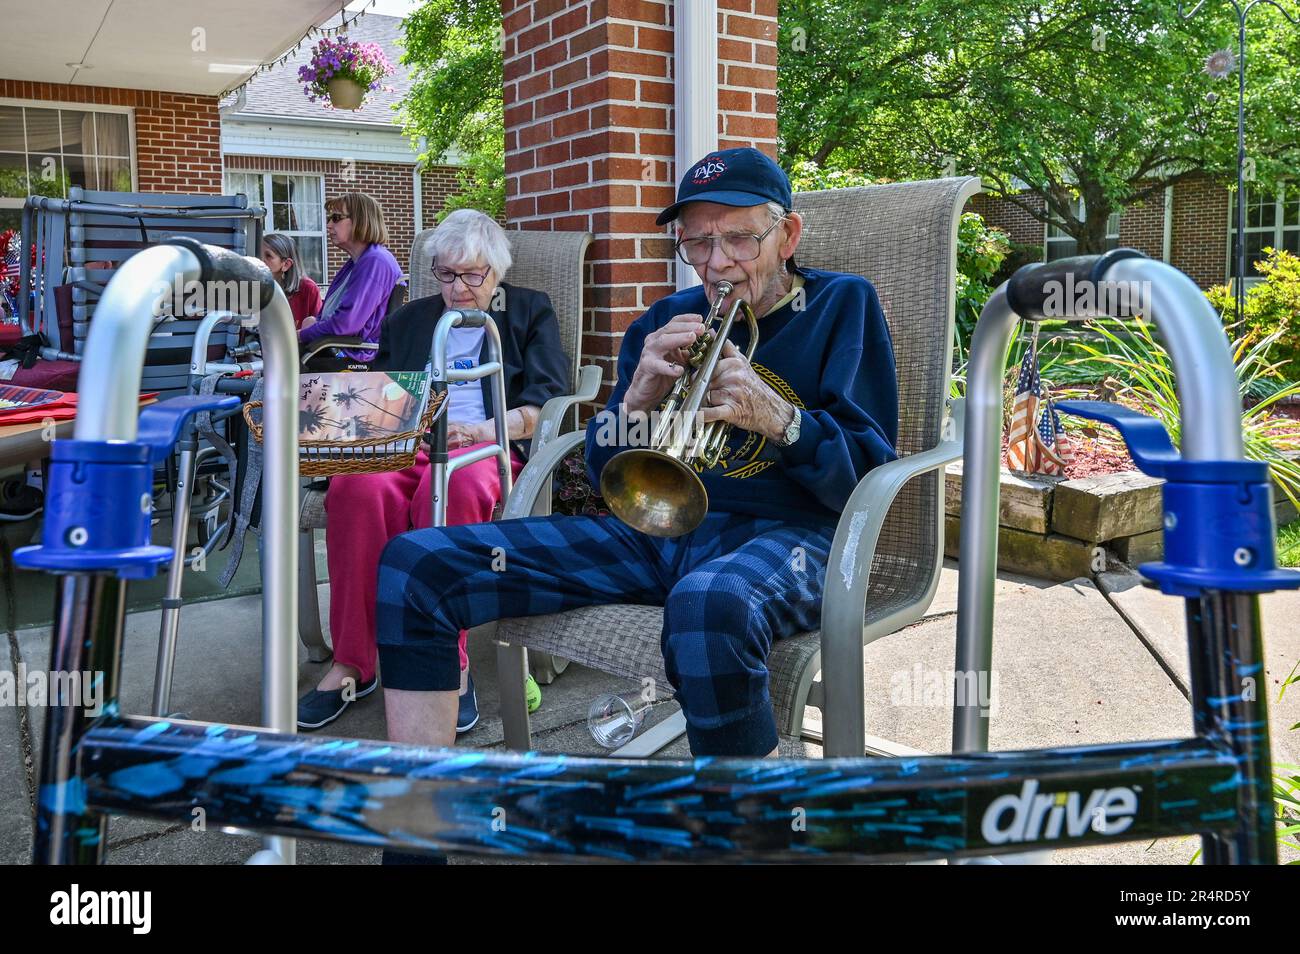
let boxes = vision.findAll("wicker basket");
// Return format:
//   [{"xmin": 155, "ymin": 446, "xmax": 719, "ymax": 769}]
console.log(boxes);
[{"xmin": 241, "ymin": 390, "xmax": 447, "ymax": 477}]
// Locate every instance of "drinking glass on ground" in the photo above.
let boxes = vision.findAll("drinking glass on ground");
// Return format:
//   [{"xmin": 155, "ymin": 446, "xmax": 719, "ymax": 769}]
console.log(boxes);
[{"xmin": 587, "ymin": 690, "xmax": 654, "ymax": 749}]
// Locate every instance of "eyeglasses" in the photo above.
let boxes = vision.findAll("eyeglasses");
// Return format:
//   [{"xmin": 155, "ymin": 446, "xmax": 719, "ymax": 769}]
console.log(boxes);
[
  {"xmin": 326, "ymin": 213, "xmax": 350, "ymax": 224},
  {"xmin": 675, "ymin": 216, "xmax": 787, "ymax": 266},
  {"xmin": 433, "ymin": 264, "xmax": 490, "ymax": 287}
]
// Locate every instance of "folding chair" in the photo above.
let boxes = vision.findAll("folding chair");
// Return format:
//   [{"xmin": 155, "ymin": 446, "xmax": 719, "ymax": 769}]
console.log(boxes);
[
  {"xmin": 20, "ymin": 188, "xmax": 264, "ymax": 397},
  {"xmin": 491, "ymin": 176, "xmax": 984, "ymax": 757}
]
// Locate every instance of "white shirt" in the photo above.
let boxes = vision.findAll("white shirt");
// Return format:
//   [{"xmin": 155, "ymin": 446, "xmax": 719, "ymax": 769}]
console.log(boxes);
[{"xmin": 444, "ymin": 325, "xmax": 487, "ymax": 425}]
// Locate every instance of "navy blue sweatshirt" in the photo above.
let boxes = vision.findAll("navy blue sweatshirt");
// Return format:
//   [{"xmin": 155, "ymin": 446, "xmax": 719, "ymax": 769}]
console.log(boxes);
[{"xmin": 585, "ymin": 267, "xmax": 899, "ymax": 526}]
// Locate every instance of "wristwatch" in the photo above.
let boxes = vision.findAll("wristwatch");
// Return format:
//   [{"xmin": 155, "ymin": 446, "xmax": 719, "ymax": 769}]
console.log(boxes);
[{"xmin": 777, "ymin": 404, "xmax": 801, "ymax": 447}]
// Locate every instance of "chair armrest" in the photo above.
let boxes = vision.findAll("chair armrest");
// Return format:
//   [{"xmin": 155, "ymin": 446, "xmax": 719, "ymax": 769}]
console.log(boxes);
[
  {"xmin": 503, "ymin": 429, "xmax": 588, "ymax": 519},
  {"xmin": 818, "ymin": 398, "xmax": 965, "ymax": 757},
  {"xmin": 529, "ymin": 364, "xmax": 602, "ymax": 457},
  {"xmin": 300, "ymin": 337, "xmax": 378, "ymax": 363}
]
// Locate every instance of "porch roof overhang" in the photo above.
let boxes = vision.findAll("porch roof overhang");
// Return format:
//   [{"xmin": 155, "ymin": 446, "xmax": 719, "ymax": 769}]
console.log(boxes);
[{"xmin": 0, "ymin": 0, "xmax": 344, "ymax": 96}]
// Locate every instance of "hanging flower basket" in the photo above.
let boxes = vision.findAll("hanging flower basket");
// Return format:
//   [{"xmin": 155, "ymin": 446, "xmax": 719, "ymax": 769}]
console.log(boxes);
[{"xmin": 299, "ymin": 36, "xmax": 394, "ymax": 111}]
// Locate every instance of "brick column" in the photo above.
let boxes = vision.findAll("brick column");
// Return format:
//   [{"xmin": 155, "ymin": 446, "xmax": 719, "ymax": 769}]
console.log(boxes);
[{"xmin": 502, "ymin": 0, "xmax": 778, "ymax": 408}]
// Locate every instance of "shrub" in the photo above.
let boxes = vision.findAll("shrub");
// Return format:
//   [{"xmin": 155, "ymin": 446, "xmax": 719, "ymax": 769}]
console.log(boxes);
[
  {"xmin": 1206, "ymin": 247, "xmax": 1300, "ymax": 377},
  {"xmin": 956, "ymin": 212, "xmax": 1012, "ymax": 344}
]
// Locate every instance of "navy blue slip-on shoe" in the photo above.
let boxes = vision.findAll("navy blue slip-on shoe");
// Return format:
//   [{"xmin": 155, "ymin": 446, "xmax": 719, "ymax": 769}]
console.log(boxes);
[
  {"xmin": 456, "ymin": 672, "xmax": 479, "ymax": 734},
  {"xmin": 297, "ymin": 675, "xmax": 378, "ymax": 731}
]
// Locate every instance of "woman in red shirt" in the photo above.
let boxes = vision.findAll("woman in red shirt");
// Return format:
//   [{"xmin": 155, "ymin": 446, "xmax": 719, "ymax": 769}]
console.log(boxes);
[{"xmin": 260, "ymin": 233, "xmax": 322, "ymax": 330}]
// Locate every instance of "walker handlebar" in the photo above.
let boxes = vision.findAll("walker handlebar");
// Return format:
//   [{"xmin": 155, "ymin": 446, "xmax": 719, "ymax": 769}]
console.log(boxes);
[
  {"xmin": 1006, "ymin": 248, "xmax": 1147, "ymax": 320},
  {"xmin": 167, "ymin": 238, "xmax": 278, "ymax": 311}
]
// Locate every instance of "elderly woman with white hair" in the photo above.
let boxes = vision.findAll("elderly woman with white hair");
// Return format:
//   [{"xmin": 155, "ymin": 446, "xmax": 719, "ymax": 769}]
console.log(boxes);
[{"xmin": 298, "ymin": 209, "xmax": 569, "ymax": 733}]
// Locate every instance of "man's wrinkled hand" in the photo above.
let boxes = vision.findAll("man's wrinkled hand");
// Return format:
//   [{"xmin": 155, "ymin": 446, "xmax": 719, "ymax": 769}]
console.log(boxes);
[
  {"xmin": 697, "ymin": 339, "xmax": 793, "ymax": 441},
  {"xmin": 622, "ymin": 314, "xmax": 706, "ymax": 414}
]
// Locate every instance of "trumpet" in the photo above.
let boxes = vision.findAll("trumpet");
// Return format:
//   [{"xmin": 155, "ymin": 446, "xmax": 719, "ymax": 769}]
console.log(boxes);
[{"xmin": 600, "ymin": 281, "xmax": 759, "ymax": 537}]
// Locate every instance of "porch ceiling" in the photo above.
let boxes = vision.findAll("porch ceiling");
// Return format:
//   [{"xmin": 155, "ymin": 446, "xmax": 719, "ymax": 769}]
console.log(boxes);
[{"xmin": 0, "ymin": 0, "xmax": 344, "ymax": 96}]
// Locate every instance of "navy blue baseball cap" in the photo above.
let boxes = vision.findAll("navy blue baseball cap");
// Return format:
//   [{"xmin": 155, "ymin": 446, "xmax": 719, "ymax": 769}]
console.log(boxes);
[{"xmin": 656, "ymin": 147, "xmax": 793, "ymax": 225}]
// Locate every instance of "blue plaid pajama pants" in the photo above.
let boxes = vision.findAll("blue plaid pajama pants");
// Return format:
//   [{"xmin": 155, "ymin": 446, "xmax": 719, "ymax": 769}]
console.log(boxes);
[{"xmin": 375, "ymin": 510, "xmax": 836, "ymax": 756}]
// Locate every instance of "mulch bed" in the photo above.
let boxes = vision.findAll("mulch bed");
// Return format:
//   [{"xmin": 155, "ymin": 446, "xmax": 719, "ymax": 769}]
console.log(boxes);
[{"xmin": 999, "ymin": 429, "xmax": 1136, "ymax": 479}]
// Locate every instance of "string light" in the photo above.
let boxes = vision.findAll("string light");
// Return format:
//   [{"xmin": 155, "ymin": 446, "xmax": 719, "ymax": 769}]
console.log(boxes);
[{"xmin": 220, "ymin": 0, "xmax": 378, "ymax": 97}]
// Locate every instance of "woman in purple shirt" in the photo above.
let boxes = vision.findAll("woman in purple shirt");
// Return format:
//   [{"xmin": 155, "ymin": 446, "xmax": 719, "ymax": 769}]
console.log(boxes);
[{"xmin": 300, "ymin": 191, "xmax": 402, "ymax": 370}]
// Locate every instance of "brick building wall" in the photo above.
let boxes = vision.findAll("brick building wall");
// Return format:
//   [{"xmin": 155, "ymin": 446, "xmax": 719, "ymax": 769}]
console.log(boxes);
[
  {"xmin": 969, "ymin": 191, "xmax": 1046, "ymax": 250},
  {"xmin": 0, "ymin": 80, "xmax": 222, "ymax": 194},
  {"xmin": 224, "ymin": 154, "xmax": 463, "ymax": 278},
  {"xmin": 1117, "ymin": 190, "xmax": 1164, "ymax": 262},
  {"xmin": 973, "ymin": 176, "xmax": 1231, "ymax": 289},
  {"xmin": 421, "ymin": 165, "xmax": 463, "ymax": 232},
  {"xmin": 1, "ymin": 81, "xmax": 459, "ymax": 278},
  {"xmin": 502, "ymin": 0, "xmax": 779, "ymax": 409},
  {"xmin": 1170, "ymin": 172, "xmax": 1229, "ymax": 289}
]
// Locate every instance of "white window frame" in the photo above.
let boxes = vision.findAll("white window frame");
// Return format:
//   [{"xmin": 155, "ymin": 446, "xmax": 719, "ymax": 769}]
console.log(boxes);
[
  {"xmin": 224, "ymin": 170, "xmax": 328, "ymax": 284},
  {"xmin": 0, "ymin": 98, "xmax": 136, "ymax": 221},
  {"xmin": 1044, "ymin": 195, "xmax": 1121, "ymax": 261},
  {"xmin": 1226, "ymin": 181, "xmax": 1298, "ymax": 289}
]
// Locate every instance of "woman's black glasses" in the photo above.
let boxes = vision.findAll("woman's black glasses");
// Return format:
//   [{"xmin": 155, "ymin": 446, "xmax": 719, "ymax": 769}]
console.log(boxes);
[{"xmin": 432, "ymin": 265, "xmax": 490, "ymax": 287}]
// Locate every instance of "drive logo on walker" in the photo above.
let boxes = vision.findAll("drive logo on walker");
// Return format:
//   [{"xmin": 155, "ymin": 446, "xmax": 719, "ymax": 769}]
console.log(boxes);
[{"xmin": 977, "ymin": 778, "xmax": 1143, "ymax": 845}]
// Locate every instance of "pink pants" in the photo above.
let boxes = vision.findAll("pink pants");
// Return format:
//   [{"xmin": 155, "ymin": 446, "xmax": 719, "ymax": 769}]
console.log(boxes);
[{"xmin": 324, "ymin": 442, "xmax": 525, "ymax": 683}]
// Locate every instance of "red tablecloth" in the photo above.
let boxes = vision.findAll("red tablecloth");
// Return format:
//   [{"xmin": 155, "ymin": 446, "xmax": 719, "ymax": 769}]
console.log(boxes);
[{"xmin": 0, "ymin": 390, "xmax": 157, "ymax": 426}]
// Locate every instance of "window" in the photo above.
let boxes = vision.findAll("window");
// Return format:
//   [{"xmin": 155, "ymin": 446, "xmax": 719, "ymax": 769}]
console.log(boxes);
[
  {"xmin": 0, "ymin": 101, "xmax": 133, "ymax": 233},
  {"xmin": 225, "ymin": 171, "xmax": 327, "ymax": 284},
  {"xmin": 1044, "ymin": 196, "xmax": 1121, "ymax": 261},
  {"xmin": 1228, "ymin": 182, "xmax": 1299, "ymax": 282}
]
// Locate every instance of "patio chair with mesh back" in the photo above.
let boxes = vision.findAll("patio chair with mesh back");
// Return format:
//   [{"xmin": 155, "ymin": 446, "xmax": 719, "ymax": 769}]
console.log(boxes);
[
  {"xmin": 296, "ymin": 226, "xmax": 599, "ymax": 665},
  {"xmin": 489, "ymin": 176, "xmax": 983, "ymax": 758}
]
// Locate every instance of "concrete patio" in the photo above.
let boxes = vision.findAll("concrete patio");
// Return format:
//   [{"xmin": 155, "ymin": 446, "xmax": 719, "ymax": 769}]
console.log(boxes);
[{"xmin": 1, "ymin": 549, "xmax": 1296, "ymax": 865}]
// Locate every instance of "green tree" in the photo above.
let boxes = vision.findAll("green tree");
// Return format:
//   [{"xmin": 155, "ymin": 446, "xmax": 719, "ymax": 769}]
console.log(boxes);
[
  {"xmin": 399, "ymin": 0, "xmax": 504, "ymax": 220},
  {"xmin": 778, "ymin": 0, "xmax": 1300, "ymax": 253}
]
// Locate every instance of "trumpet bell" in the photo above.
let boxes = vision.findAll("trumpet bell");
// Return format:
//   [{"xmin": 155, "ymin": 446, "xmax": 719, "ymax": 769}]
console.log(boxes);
[{"xmin": 600, "ymin": 448, "xmax": 708, "ymax": 538}]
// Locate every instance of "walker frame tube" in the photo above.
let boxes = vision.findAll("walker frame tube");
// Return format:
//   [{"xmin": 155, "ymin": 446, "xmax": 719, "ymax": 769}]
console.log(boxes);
[
  {"xmin": 65, "ymin": 720, "xmax": 1247, "ymax": 862},
  {"xmin": 155, "ymin": 311, "xmax": 256, "ymax": 716},
  {"xmin": 22, "ymin": 243, "xmax": 300, "ymax": 864},
  {"xmin": 427, "ymin": 309, "xmax": 513, "ymax": 527},
  {"xmin": 955, "ymin": 256, "xmax": 1247, "ymax": 754},
  {"xmin": 24, "ymin": 252, "xmax": 1292, "ymax": 865}
]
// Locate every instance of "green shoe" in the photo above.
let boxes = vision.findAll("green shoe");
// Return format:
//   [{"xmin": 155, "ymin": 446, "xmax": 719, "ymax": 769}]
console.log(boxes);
[{"xmin": 525, "ymin": 674, "xmax": 542, "ymax": 713}]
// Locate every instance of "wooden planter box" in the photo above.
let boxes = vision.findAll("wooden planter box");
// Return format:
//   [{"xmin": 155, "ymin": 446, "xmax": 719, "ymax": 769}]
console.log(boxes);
[{"xmin": 943, "ymin": 462, "xmax": 1299, "ymax": 582}]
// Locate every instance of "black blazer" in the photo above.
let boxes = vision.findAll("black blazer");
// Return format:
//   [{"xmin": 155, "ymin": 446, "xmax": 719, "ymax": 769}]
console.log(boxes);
[{"xmin": 371, "ymin": 283, "xmax": 570, "ymax": 460}]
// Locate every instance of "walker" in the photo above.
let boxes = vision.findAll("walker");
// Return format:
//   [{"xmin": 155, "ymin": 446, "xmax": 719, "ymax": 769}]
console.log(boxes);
[{"xmin": 17, "ymin": 245, "xmax": 1298, "ymax": 864}]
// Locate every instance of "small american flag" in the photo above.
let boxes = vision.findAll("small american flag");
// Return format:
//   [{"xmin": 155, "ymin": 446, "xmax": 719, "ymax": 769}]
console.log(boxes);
[
  {"xmin": 0, "ymin": 231, "xmax": 20, "ymax": 317},
  {"xmin": 1006, "ymin": 333, "xmax": 1074, "ymax": 476}
]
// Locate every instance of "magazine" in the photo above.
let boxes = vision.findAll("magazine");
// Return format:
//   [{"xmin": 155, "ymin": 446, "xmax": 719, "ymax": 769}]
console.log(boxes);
[{"xmin": 298, "ymin": 370, "xmax": 433, "ymax": 454}]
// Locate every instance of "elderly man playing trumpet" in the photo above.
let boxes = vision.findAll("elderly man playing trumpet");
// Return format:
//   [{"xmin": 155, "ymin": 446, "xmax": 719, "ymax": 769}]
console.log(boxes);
[{"xmin": 377, "ymin": 147, "xmax": 897, "ymax": 764}]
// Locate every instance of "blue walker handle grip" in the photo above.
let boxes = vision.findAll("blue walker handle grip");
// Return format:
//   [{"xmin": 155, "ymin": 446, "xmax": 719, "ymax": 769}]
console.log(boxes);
[
  {"xmin": 1054, "ymin": 400, "xmax": 1299, "ymax": 595},
  {"xmin": 13, "ymin": 394, "xmax": 240, "ymax": 577},
  {"xmin": 137, "ymin": 394, "xmax": 240, "ymax": 464}
]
